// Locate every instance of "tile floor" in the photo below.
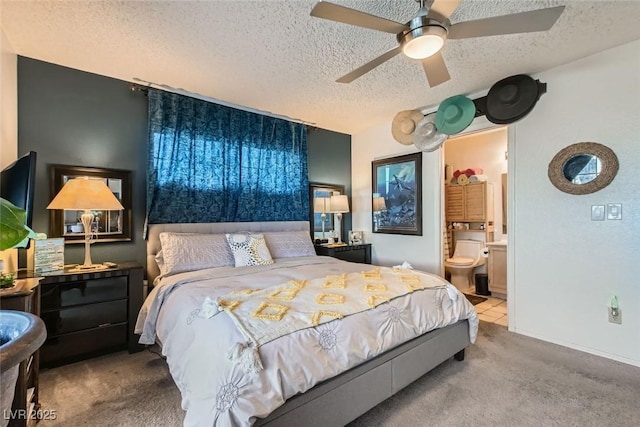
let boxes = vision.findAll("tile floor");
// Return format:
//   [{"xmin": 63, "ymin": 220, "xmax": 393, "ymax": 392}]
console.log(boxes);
[{"xmin": 463, "ymin": 286, "xmax": 508, "ymax": 327}]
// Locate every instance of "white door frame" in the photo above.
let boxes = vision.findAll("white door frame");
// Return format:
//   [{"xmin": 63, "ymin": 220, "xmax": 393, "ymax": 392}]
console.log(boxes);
[{"xmin": 438, "ymin": 116, "xmax": 516, "ymax": 331}]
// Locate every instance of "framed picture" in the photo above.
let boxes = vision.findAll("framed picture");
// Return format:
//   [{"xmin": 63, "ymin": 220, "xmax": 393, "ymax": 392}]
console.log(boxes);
[
  {"xmin": 49, "ymin": 165, "xmax": 132, "ymax": 243},
  {"xmin": 372, "ymin": 152, "xmax": 422, "ymax": 235},
  {"xmin": 349, "ymin": 230, "xmax": 363, "ymax": 245}
]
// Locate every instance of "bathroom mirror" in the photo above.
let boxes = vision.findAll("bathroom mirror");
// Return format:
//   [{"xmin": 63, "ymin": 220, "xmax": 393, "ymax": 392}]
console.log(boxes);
[
  {"xmin": 548, "ymin": 142, "xmax": 618, "ymax": 195},
  {"xmin": 501, "ymin": 173, "xmax": 507, "ymax": 234},
  {"xmin": 309, "ymin": 183, "xmax": 344, "ymax": 241}
]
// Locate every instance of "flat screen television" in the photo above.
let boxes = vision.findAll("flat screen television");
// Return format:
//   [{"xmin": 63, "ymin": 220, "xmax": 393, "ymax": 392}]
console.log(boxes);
[{"xmin": 1, "ymin": 151, "xmax": 37, "ymax": 249}]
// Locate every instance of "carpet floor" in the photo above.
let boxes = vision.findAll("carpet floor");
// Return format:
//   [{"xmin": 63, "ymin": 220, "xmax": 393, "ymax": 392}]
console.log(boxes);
[{"xmin": 39, "ymin": 322, "xmax": 640, "ymax": 426}]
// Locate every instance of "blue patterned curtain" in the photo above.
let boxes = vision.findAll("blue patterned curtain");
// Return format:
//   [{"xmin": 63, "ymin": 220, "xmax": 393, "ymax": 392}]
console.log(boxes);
[{"xmin": 146, "ymin": 89, "xmax": 308, "ymax": 227}]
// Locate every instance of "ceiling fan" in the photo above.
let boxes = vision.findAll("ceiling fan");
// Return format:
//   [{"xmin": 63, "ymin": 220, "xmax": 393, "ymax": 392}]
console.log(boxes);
[{"xmin": 310, "ymin": 0, "xmax": 565, "ymax": 87}]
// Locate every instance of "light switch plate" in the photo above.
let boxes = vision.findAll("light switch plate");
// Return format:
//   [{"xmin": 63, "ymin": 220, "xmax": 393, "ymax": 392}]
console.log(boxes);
[
  {"xmin": 591, "ymin": 205, "xmax": 605, "ymax": 221},
  {"xmin": 607, "ymin": 203, "xmax": 622, "ymax": 220}
]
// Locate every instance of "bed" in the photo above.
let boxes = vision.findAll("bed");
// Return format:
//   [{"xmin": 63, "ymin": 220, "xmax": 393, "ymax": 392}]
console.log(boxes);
[{"xmin": 136, "ymin": 221, "xmax": 478, "ymax": 426}]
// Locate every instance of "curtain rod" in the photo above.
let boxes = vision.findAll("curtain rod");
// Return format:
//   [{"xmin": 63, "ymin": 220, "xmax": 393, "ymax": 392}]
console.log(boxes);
[{"xmin": 128, "ymin": 81, "xmax": 317, "ymax": 128}]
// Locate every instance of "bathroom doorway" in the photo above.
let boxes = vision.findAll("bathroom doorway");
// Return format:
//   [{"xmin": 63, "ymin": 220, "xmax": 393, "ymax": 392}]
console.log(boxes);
[{"xmin": 443, "ymin": 126, "xmax": 509, "ymax": 326}]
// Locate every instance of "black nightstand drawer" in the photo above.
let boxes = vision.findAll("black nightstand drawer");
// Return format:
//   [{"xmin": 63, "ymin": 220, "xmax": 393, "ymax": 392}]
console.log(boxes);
[
  {"xmin": 37, "ymin": 262, "xmax": 144, "ymax": 367},
  {"xmin": 334, "ymin": 248, "xmax": 367, "ymax": 263},
  {"xmin": 41, "ymin": 276, "xmax": 128, "ymax": 310},
  {"xmin": 41, "ymin": 299, "xmax": 127, "ymax": 336},
  {"xmin": 315, "ymin": 244, "xmax": 372, "ymax": 264},
  {"xmin": 40, "ymin": 323, "xmax": 127, "ymax": 367}
]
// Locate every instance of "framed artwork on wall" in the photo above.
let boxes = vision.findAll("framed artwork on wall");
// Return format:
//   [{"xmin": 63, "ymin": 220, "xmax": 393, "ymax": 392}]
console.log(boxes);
[
  {"xmin": 49, "ymin": 165, "xmax": 132, "ymax": 243},
  {"xmin": 371, "ymin": 152, "xmax": 422, "ymax": 236}
]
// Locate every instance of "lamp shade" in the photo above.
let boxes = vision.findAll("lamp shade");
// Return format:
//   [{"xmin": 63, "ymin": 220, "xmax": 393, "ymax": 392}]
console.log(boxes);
[
  {"xmin": 329, "ymin": 195, "xmax": 349, "ymax": 213},
  {"xmin": 372, "ymin": 197, "xmax": 386, "ymax": 212},
  {"xmin": 313, "ymin": 197, "xmax": 330, "ymax": 213},
  {"xmin": 47, "ymin": 177, "xmax": 123, "ymax": 211}
]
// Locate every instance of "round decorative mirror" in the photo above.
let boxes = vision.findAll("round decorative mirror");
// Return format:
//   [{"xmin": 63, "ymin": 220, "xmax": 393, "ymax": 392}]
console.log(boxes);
[{"xmin": 548, "ymin": 142, "xmax": 618, "ymax": 195}]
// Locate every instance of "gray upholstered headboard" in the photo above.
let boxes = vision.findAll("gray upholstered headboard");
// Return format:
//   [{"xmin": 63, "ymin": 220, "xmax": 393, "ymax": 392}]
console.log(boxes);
[{"xmin": 146, "ymin": 221, "xmax": 310, "ymax": 283}]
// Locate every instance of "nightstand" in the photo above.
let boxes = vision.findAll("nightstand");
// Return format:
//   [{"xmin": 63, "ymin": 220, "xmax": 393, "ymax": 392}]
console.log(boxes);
[
  {"xmin": 37, "ymin": 261, "xmax": 144, "ymax": 368},
  {"xmin": 315, "ymin": 244, "xmax": 372, "ymax": 264}
]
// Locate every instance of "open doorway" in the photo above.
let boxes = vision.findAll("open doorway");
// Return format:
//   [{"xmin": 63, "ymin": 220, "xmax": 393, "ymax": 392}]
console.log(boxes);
[{"xmin": 443, "ymin": 126, "xmax": 508, "ymax": 326}]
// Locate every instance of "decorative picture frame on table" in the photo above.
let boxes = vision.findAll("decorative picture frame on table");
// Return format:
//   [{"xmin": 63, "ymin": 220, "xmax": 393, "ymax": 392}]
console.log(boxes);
[
  {"xmin": 348, "ymin": 230, "xmax": 364, "ymax": 245},
  {"xmin": 49, "ymin": 165, "xmax": 132, "ymax": 243},
  {"xmin": 371, "ymin": 152, "xmax": 422, "ymax": 236}
]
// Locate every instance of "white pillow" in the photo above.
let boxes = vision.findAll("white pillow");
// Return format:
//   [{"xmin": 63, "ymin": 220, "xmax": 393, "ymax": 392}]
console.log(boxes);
[
  {"xmin": 158, "ymin": 232, "xmax": 234, "ymax": 276},
  {"xmin": 155, "ymin": 250, "xmax": 165, "ymax": 271},
  {"xmin": 225, "ymin": 233, "xmax": 274, "ymax": 267},
  {"xmin": 263, "ymin": 231, "xmax": 317, "ymax": 258}
]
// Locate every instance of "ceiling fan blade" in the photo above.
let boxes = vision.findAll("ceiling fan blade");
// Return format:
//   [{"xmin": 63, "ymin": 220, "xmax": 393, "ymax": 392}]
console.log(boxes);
[
  {"xmin": 311, "ymin": 1, "xmax": 408, "ymax": 34},
  {"xmin": 336, "ymin": 46, "xmax": 403, "ymax": 83},
  {"xmin": 422, "ymin": 52, "xmax": 450, "ymax": 87},
  {"xmin": 448, "ymin": 6, "xmax": 565, "ymax": 40},
  {"xmin": 429, "ymin": 0, "xmax": 461, "ymax": 20}
]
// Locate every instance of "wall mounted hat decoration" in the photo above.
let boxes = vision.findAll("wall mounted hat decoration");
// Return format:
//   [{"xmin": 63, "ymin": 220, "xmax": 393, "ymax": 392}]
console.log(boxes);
[
  {"xmin": 485, "ymin": 74, "xmax": 547, "ymax": 124},
  {"xmin": 413, "ymin": 113, "xmax": 448, "ymax": 152},
  {"xmin": 391, "ymin": 110, "xmax": 424, "ymax": 145},
  {"xmin": 435, "ymin": 95, "xmax": 476, "ymax": 135}
]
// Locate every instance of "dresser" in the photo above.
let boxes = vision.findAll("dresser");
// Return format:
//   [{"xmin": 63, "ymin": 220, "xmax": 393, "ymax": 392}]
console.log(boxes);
[
  {"xmin": 314, "ymin": 244, "xmax": 372, "ymax": 264},
  {"xmin": 38, "ymin": 262, "xmax": 144, "ymax": 368}
]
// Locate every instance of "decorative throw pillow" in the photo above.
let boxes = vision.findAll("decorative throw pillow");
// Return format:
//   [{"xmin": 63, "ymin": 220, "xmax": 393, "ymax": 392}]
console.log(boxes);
[
  {"xmin": 158, "ymin": 232, "xmax": 235, "ymax": 276},
  {"xmin": 263, "ymin": 231, "xmax": 317, "ymax": 258},
  {"xmin": 225, "ymin": 233, "xmax": 274, "ymax": 267}
]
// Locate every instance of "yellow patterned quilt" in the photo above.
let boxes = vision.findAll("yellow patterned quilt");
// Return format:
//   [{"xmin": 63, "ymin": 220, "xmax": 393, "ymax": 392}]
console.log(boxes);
[{"xmin": 210, "ymin": 266, "xmax": 449, "ymax": 372}]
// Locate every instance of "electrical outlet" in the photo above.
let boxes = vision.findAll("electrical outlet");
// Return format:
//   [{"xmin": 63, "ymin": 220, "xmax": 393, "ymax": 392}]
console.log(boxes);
[{"xmin": 608, "ymin": 307, "xmax": 622, "ymax": 324}]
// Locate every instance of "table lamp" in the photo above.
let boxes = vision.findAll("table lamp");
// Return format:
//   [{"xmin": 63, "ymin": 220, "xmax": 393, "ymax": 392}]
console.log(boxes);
[
  {"xmin": 373, "ymin": 196, "xmax": 386, "ymax": 232},
  {"xmin": 313, "ymin": 196, "xmax": 331, "ymax": 239},
  {"xmin": 329, "ymin": 195, "xmax": 349, "ymax": 243},
  {"xmin": 47, "ymin": 177, "xmax": 123, "ymax": 270}
]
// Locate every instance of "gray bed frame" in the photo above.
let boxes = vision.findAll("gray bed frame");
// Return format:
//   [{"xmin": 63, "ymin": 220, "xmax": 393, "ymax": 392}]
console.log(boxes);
[{"xmin": 146, "ymin": 221, "xmax": 470, "ymax": 426}]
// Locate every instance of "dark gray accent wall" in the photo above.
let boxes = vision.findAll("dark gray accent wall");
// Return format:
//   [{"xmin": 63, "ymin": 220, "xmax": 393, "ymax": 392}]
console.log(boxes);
[
  {"xmin": 18, "ymin": 57, "xmax": 148, "ymax": 266},
  {"xmin": 307, "ymin": 128, "xmax": 352, "ymax": 233},
  {"xmin": 17, "ymin": 57, "xmax": 352, "ymax": 268}
]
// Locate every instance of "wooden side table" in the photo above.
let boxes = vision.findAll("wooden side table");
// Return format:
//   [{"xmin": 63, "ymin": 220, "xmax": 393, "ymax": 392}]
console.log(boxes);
[
  {"xmin": 0, "ymin": 277, "xmax": 42, "ymax": 427},
  {"xmin": 314, "ymin": 244, "xmax": 372, "ymax": 264}
]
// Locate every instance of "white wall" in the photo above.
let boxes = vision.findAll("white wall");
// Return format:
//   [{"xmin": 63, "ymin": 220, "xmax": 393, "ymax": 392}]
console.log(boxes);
[
  {"xmin": 0, "ymin": 26, "xmax": 18, "ymax": 272},
  {"xmin": 352, "ymin": 39, "xmax": 640, "ymax": 366},
  {"xmin": 512, "ymin": 39, "xmax": 640, "ymax": 366},
  {"xmin": 1, "ymin": 26, "xmax": 18, "ymax": 168},
  {"xmin": 352, "ymin": 126, "xmax": 443, "ymax": 274}
]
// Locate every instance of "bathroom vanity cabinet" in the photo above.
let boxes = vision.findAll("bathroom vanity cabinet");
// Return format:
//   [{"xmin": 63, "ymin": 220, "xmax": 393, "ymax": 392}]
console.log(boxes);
[{"xmin": 487, "ymin": 242, "xmax": 507, "ymax": 297}]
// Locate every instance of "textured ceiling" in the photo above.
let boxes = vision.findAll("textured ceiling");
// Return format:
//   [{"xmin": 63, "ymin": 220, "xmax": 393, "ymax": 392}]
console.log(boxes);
[{"xmin": 2, "ymin": 0, "xmax": 640, "ymax": 134}]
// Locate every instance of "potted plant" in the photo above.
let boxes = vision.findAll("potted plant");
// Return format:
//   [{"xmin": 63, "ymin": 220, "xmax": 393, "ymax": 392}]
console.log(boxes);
[{"xmin": 0, "ymin": 197, "xmax": 37, "ymax": 287}]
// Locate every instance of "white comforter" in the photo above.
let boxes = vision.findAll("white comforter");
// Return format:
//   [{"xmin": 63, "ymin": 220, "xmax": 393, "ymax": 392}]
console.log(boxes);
[{"xmin": 136, "ymin": 256, "xmax": 479, "ymax": 427}]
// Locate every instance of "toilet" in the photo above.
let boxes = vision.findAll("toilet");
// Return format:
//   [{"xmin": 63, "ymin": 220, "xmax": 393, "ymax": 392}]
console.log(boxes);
[{"xmin": 445, "ymin": 239, "xmax": 486, "ymax": 292}]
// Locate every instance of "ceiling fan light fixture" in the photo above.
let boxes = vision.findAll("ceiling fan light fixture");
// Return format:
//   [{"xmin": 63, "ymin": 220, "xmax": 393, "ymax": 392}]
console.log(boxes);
[
  {"xmin": 399, "ymin": 23, "xmax": 447, "ymax": 60},
  {"xmin": 403, "ymin": 34, "xmax": 444, "ymax": 59}
]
